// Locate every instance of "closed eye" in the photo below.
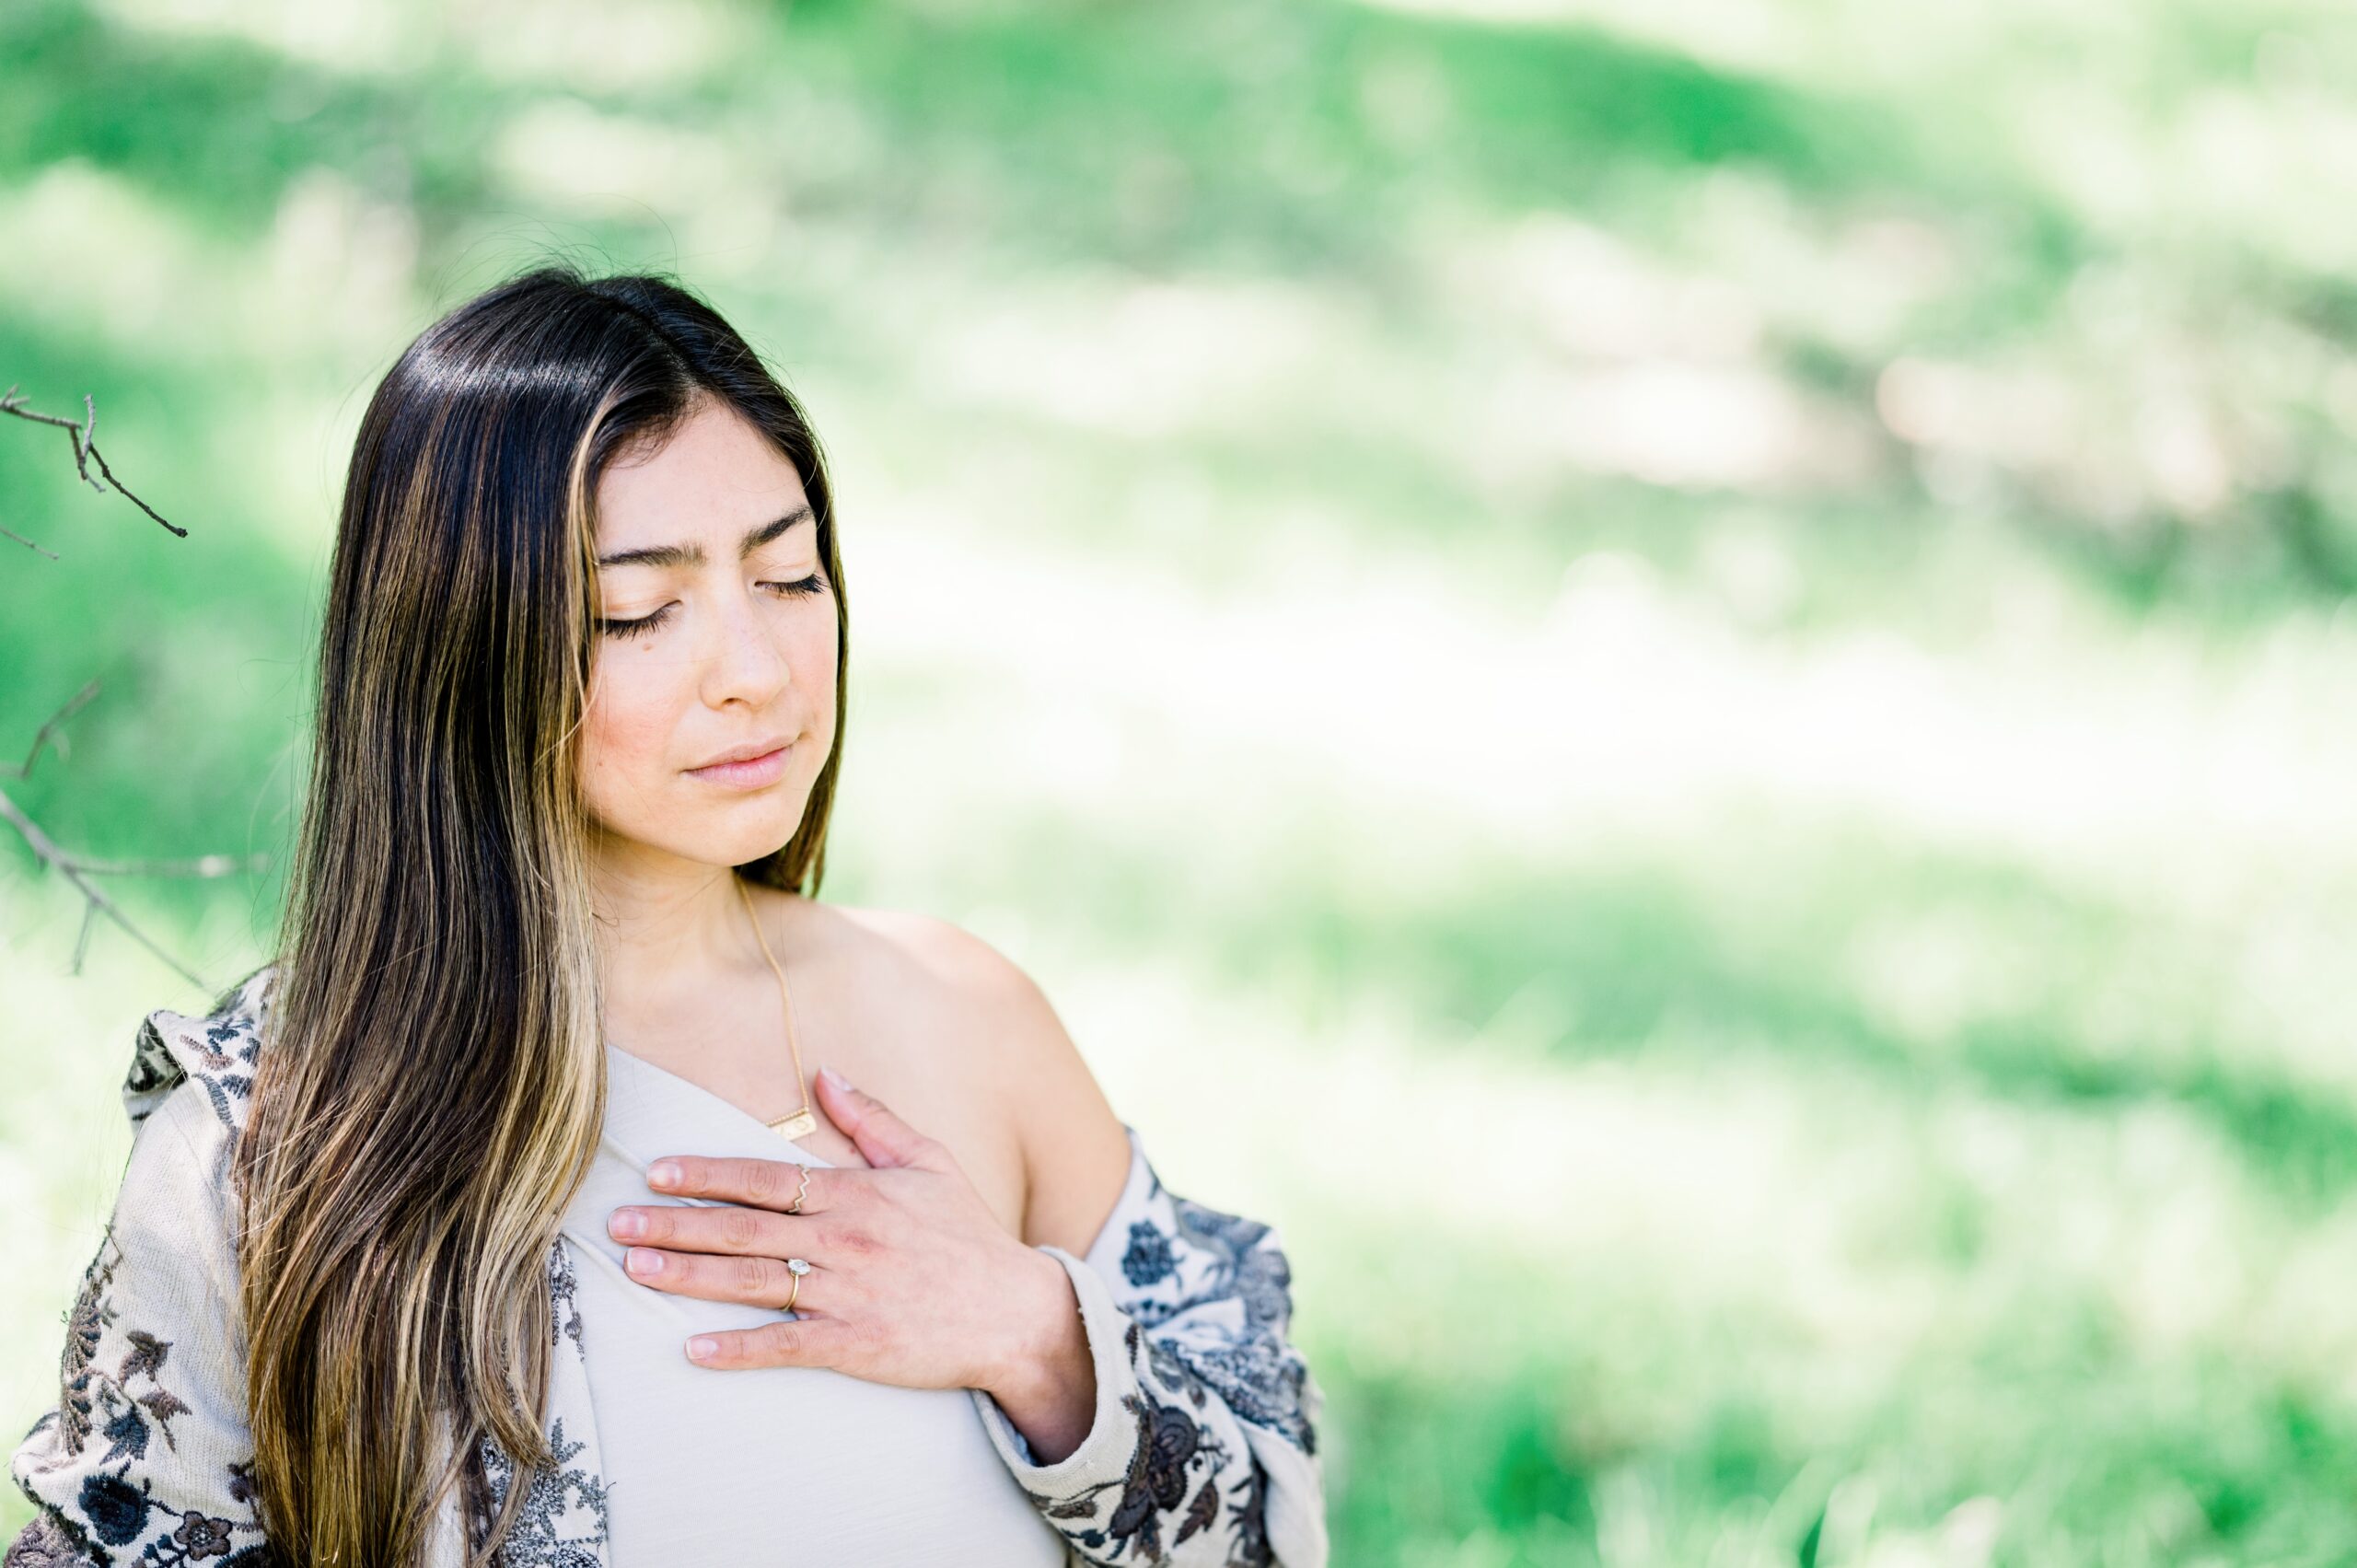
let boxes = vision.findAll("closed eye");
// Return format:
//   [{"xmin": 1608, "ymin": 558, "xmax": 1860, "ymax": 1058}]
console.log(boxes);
[
  {"xmin": 596, "ymin": 574, "xmax": 829, "ymax": 640},
  {"xmin": 763, "ymin": 573, "xmax": 830, "ymax": 601}
]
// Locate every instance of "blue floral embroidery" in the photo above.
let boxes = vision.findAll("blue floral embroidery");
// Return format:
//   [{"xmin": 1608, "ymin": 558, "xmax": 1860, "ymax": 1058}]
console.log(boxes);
[
  {"xmin": 9, "ymin": 1217, "xmax": 271, "ymax": 1568},
  {"xmin": 1121, "ymin": 1221, "xmax": 1177, "ymax": 1287},
  {"xmin": 1015, "ymin": 1328, "xmax": 1285, "ymax": 1567},
  {"xmin": 122, "ymin": 975, "xmax": 264, "ymax": 1140},
  {"xmin": 546, "ymin": 1242, "xmax": 586, "ymax": 1357},
  {"xmin": 1130, "ymin": 1192, "xmax": 1319, "ymax": 1456},
  {"xmin": 4, "ymin": 1510, "xmax": 93, "ymax": 1566},
  {"xmin": 464, "ymin": 1248, "xmax": 605, "ymax": 1565},
  {"xmin": 1011, "ymin": 1149, "xmax": 1322, "ymax": 1567},
  {"xmin": 474, "ymin": 1416, "xmax": 609, "ymax": 1568}
]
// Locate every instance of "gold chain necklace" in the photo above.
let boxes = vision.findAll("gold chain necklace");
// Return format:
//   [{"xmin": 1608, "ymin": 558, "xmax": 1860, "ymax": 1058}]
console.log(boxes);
[{"xmin": 735, "ymin": 873, "xmax": 818, "ymax": 1140}]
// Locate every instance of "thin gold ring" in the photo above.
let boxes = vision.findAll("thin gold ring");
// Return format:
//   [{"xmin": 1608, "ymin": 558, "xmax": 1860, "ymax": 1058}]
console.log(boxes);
[
  {"xmin": 782, "ymin": 1256, "xmax": 812, "ymax": 1314},
  {"xmin": 784, "ymin": 1162, "xmax": 813, "ymax": 1215}
]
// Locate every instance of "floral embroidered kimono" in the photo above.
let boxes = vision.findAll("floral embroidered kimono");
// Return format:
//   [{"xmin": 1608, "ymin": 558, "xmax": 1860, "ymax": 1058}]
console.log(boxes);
[{"xmin": 6, "ymin": 968, "xmax": 1329, "ymax": 1568}]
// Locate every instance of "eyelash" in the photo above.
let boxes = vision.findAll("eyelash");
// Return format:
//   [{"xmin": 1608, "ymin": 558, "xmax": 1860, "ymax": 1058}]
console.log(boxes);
[{"xmin": 597, "ymin": 575, "xmax": 829, "ymax": 641}]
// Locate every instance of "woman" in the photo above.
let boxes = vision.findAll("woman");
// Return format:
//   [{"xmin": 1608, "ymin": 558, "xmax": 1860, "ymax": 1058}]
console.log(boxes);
[{"xmin": 5, "ymin": 266, "xmax": 1328, "ymax": 1568}]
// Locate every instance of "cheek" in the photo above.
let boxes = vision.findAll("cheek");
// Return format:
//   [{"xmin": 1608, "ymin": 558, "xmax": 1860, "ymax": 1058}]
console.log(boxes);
[
  {"xmin": 580, "ymin": 661, "xmax": 679, "ymax": 803},
  {"xmin": 789, "ymin": 610, "xmax": 840, "ymax": 699}
]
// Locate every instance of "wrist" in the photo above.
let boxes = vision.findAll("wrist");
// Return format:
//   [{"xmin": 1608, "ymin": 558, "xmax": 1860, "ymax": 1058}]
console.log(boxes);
[
  {"xmin": 979, "ymin": 1247, "xmax": 1100, "ymax": 1466},
  {"xmin": 986, "ymin": 1246, "xmax": 1090, "ymax": 1403}
]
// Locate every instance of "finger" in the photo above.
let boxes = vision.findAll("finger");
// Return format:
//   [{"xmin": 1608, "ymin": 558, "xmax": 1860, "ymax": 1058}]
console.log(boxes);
[
  {"xmin": 686, "ymin": 1314, "xmax": 860, "ymax": 1371},
  {"xmin": 647, "ymin": 1155, "xmax": 837, "ymax": 1212},
  {"xmin": 815, "ymin": 1064, "xmax": 941, "ymax": 1170},
  {"xmin": 623, "ymin": 1244, "xmax": 829, "ymax": 1313},
  {"xmin": 609, "ymin": 1199, "xmax": 803, "ymax": 1258}
]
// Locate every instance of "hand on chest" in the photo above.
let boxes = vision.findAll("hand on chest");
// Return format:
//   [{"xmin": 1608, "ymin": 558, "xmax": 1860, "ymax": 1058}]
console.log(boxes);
[{"xmin": 602, "ymin": 1035, "xmax": 1028, "ymax": 1237}]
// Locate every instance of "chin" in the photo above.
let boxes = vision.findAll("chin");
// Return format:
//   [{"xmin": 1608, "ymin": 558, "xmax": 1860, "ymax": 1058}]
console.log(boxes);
[
  {"xmin": 685, "ymin": 803, "xmax": 807, "ymax": 862},
  {"xmin": 590, "ymin": 775, "xmax": 810, "ymax": 865}
]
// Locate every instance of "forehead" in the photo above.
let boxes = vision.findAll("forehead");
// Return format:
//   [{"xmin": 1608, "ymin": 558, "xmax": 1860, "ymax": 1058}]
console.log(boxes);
[{"xmin": 593, "ymin": 398, "xmax": 809, "ymax": 553}]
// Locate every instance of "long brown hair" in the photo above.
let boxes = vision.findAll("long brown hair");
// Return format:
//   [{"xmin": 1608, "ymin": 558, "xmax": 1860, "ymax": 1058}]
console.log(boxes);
[{"xmin": 233, "ymin": 262, "xmax": 851, "ymax": 1566}]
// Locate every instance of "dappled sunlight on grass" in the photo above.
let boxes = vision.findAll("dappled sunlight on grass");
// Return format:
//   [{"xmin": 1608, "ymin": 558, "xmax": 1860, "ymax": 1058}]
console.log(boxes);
[{"xmin": 844, "ymin": 502, "xmax": 2357, "ymax": 914}]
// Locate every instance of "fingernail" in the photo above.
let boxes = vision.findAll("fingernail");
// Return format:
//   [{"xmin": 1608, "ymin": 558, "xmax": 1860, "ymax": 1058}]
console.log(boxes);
[
  {"xmin": 820, "ymin": 1064, "xmax": 851, "ymax": 1093},
  {"xmin": 688, "ymin": 1336, "xmax": 718, "ymax": 1361},
  {"xmin": 627, "ymin": 1247, "xmax": 662, "ymax": 1275},
  {"xmin": 610, "ymin": 1210, "xmax": 645, "ymax": 1238},
  {"xmin": 649, "ymin": 1160, "xmax": 682, "ymax": 1189}
]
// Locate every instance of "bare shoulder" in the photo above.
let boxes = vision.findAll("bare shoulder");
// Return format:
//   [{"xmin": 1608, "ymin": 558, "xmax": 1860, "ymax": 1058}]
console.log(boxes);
[{"xmin": 830, "ymin": 903, "xmax": 1137, "ymax": 1257}]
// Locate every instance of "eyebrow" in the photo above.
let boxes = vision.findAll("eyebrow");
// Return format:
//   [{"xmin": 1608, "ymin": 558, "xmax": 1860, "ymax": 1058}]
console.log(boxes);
[{"xmin": 596, "ymin": 505, "xmax": 814, "ymax": 570}]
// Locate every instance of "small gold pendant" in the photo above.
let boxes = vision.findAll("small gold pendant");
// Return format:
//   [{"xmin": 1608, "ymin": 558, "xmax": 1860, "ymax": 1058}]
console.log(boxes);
[{"xmin": 767, "ymin": 1108, "xmax": 818, "ymax": 1140}]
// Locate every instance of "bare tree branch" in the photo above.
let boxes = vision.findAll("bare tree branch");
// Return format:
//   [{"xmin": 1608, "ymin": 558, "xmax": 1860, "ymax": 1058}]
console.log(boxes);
[
  {"xmin": 0, "ymin": 681, "xmax": 271, "ymax": 988},
  {"xmin": 1, "ymin": 383, "xmax": 187, "ymax": 550},
  {"xmin": 0, "ymin": 787, "xmax": 211, "ymax": 988},
  {"xmin": 4, "ymin": 382, "xmax": 257, "ymax": 988}
]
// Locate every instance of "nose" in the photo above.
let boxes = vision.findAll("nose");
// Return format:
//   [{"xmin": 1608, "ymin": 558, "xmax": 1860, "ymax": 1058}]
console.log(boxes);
[{"xmin": 695, "ymin": 581, "xmax": 792, "ymax": 713}]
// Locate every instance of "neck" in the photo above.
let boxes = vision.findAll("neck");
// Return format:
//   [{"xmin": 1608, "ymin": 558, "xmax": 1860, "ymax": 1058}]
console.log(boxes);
[{"xmin": 587, "ymin": 833, "xmax": 782, "ymax": 1007}]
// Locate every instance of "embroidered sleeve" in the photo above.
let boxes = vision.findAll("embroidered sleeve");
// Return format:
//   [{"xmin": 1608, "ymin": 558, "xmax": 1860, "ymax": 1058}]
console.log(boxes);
[
  {"xmin": 6, "ymin": 1083, "xmax": 270, "ymax": 1568},
  {"xmin": 970, "ymin": 1125, "xmax": 1329, "ymax": 1567}
]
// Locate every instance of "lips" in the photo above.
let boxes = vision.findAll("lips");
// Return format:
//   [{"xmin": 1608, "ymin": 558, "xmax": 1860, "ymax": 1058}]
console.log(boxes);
[
  {"xmin": 684, "ymin": 741, "xmax": 793, "ymax": 789},
  {"xmin": 689, "ymin": 735, "xmax": 795, "ymax": 771}
]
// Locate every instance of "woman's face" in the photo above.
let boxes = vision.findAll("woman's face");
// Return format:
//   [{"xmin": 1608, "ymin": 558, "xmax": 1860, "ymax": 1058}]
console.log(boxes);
[{"xmin": 579, "ymin": 393, "xmax": 837, "ymax": 872}]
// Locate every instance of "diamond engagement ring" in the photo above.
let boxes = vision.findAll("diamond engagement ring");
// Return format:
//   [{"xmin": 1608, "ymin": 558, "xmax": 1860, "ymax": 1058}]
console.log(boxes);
[{"xmin": 783, "ymin": 1256, "xmax": 811, "ymax": 1314}]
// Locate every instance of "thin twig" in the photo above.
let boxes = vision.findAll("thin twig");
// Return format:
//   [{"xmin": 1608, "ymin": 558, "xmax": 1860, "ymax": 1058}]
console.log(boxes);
[
  {"xmin": 71, "ymin": 851, "xmax": 269, "ymax": 877},
  {"xmin": 0, "ymin": 383, "xmax": 187, "ymax": 543},
  {"xmin": 0, "ymin": 681, "xmax": 271, "ymax": 986},
  {"xmin": 2, "ymin": 525, "xmax": 61, "ymax": 559},
  {"xmin": 0, "ymin": 678, "xmax": 99, "ymax": 778},
  {"xmin": 0, "ymin": 786, "xmax": 211, "ymax": 987}
]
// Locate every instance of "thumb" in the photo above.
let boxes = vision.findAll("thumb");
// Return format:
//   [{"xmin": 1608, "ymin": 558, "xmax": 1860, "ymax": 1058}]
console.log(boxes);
[{"xmin": 817, "ymin": 1064, "xmax": 938, "ymax": 1169}]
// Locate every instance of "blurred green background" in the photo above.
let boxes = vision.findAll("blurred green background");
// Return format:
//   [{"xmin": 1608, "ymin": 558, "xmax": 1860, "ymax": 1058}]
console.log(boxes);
[{"xmin": 6, "ymin": 0, "xmax": 2357, "ymax": 1562}]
